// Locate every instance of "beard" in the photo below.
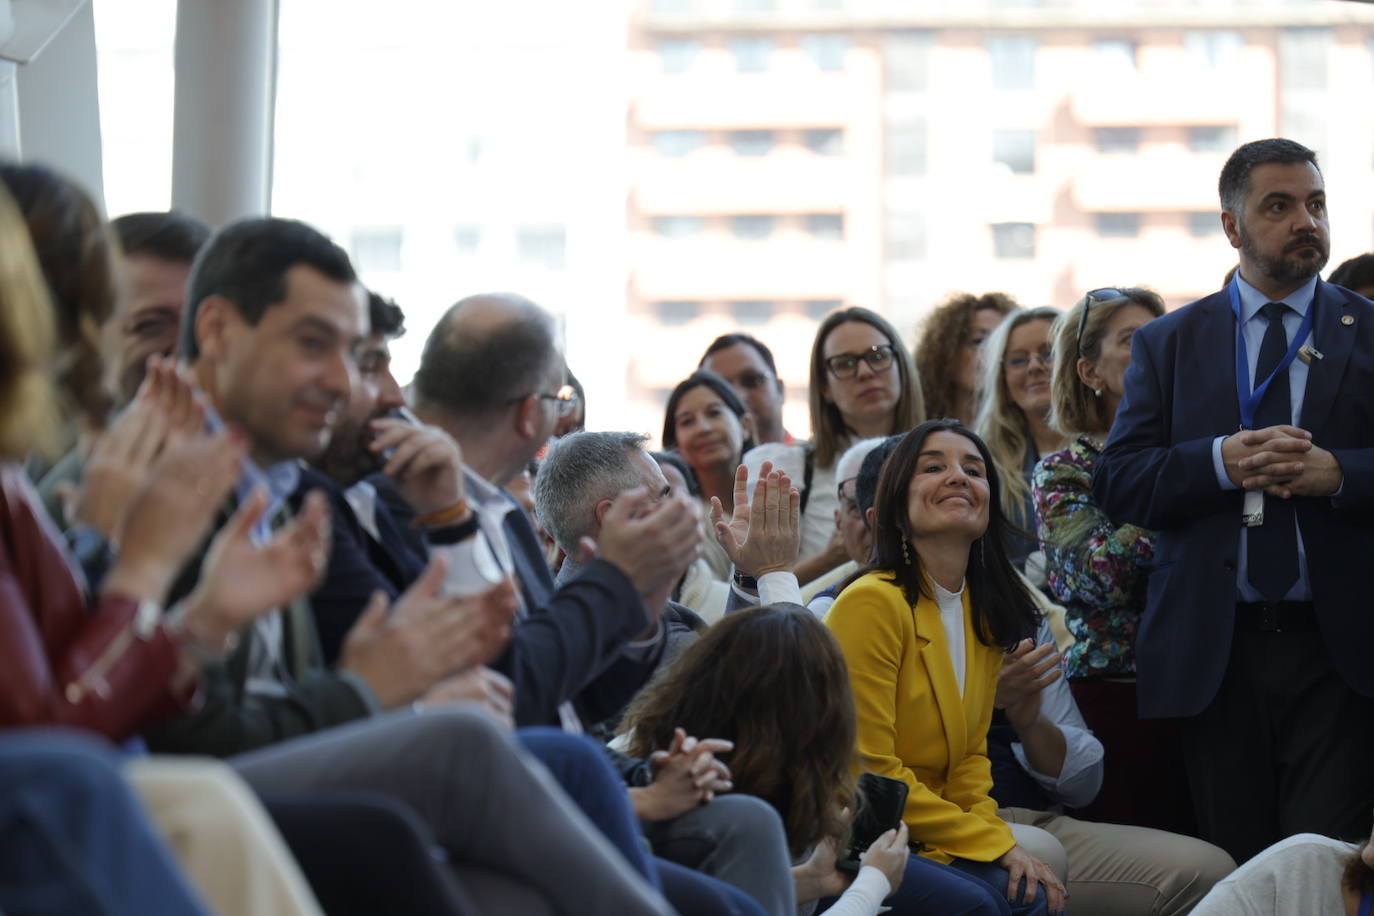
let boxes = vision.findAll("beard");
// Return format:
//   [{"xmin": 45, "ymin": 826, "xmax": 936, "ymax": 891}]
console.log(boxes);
[
  {"xmin": 315, "ymin": 413, "xmax": 385, "ymax": 487},
  {"xmin": 1238, "ymin": 222, "xmax": 1329, "ymax": 287}
]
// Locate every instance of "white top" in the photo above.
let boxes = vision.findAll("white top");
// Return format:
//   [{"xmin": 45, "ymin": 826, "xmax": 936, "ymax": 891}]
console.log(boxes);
[
  {"xmin": 798, "ymin": 865, "xmax": 892, "ymax": 916},
  {"xmin": 932, "ymin": 579, "xmax": 967, "ymax": 697},
  {"xmin": 743, "ymin": 442, "xmax": 840, "ymax": 566},
  {"xmin": 1190, "ymin": 833, "xmax": 1354, "ymax": 916}
]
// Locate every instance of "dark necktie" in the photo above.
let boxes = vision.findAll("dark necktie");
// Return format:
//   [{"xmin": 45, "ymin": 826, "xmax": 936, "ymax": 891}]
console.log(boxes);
[{"xmin": 1246, "ymin": 302, "xmax": 1299, "ymax": 602}]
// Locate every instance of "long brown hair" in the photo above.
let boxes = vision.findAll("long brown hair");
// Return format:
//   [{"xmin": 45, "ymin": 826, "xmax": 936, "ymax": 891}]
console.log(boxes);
[
  {"xmin": 870, "ymin": 420, "xmax": 1039, "ymax": 649},
  {"xmin": 808, "ymin": 306, "xmax": 925, "ymax": 469},
  {"xmin": 0, "ymin": 163, "xmax": 119, "ymax": 432},
  {"xmin": 914, "ymin": 291, "xmax": 1017, "ymax": 421},
  {"xmin": 0, "ymin": 185, "xmax": 58, "ymax": 460},
  {"xmin": 620, "ymin": 604, "xmax": 857, "ymax": 858}
]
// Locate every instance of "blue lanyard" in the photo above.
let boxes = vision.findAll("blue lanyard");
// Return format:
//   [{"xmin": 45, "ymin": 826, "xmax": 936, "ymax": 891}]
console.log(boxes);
[
  {"xmin": 1360, "ymin": 888, "xmax": 1372, "ymax": 916},
  {"xmin": 1227, "ymin": 277, "xmax": 1316, "ymax": 430}
]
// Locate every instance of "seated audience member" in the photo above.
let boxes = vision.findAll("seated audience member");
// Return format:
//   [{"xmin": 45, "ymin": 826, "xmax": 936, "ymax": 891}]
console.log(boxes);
[
  {"xmin": 991, "ymin": 623, "xmax": 1234, "ymax": 914},
  {"xmin": 826, "ymin": 420, "xmax": 1063, "ymax": 915},
  {"xmin": 662, "ymin": 369, "xmax": 756, "ymax": 581},
  {"xmin": 624, "ymin": 604, "xmax": 1024, "ymax": 916},
  {"xmin": 1328, "ymin": 252, "xmax": 1374, "ymax": 300},
  {"xmin": 406, "ymin": 292, "xmax": 702, "ymax": 729},
  {"xmin": 914, "ymin": 292, "xmax": 1017, "ymax": 425},
  {"xmin": 38, "ymin": 209, "xmax": 211, "ymax": 525},
  {"xmin": 974, "ymin": 308, "xmax": 1067, "ymax": 575},
  {"xmin": 0, "ymin": 166, "xmax": 331, "ymax": 916},
  {"xmin": 652, "ymin": 450, "xmax": 730, "ymax": 622},
  {"xmin": 1190, "ymin": 820, "xmax": 1373, "ymax": 916},
  {"xmin": 745, "ymin": 307, "xmax": 925, "ymax": 587},
  {"xmin": 699, "ymin": 332, "xmax": 796, "ymax": 446},
  {"xmin": 1032, "ymin": 288, "xmax": 1198, "ymax": 835}
]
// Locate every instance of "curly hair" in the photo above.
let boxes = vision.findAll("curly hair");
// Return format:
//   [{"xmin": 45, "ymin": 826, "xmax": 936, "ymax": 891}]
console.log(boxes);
[
  {"xmin": 0, "ymin": 163, "xmax": 118, "ymax": 432},
  {"xmin": 0, "ymin": 185, "xmax": 58, "ymax": 461},
  {"xmin": 914, "ymin": 292, "xmax": 1018, "ymax": 421},
  {"xmin": 869, "ymin": 420, "xmax": 1039, "ymax": 649},
  {"xmin": 620, "ymin": 604, "xmax": 857, "ymax": 858}
]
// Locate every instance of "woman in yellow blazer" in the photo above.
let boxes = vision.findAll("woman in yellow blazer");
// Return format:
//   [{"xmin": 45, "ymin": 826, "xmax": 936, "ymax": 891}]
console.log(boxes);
[{"xmin": 827, "ymin": 419, "xmax": 1065, "ymax": 915}]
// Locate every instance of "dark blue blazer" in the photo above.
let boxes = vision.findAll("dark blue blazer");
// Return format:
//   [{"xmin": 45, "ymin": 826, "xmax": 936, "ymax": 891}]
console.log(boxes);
[{"xmin": 1093, "ymin": 280, "xmax": 1374, "ymax": 718}]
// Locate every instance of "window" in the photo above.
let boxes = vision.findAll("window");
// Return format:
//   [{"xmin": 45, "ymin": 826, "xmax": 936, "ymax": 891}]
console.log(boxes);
[
  {"xmin": 517, "ymin": 226, "xmax": 567, "ymax": 271},
  {"xmin": 1184, "ymin": 31, "xmax": 1242, "ymax": 69},
  {"xmin": 992, "ymin": 222, "xmax": 1035, "ymax": 259},
  {"xmin": 805, "ymin": 213, "xmax": 845, "ymax": 240},
  {"xmin": 729, "ymin": 130, "xmax": 775, "ymax": 157},
  {"xmin": 1095, "ymin": 126, "xmax": 1140, "ymax": 154},
  {"xmin": 801, "ymin": 34, "xmax": 849, "ymax": 71},
  {"xmin": 654, "ymin": 216, "xmax": 704, "ymax": 238},
  {"xmin": 652, "ymin": 130, "xmax": 707, "ymax": 157},
  {"xmin": 1188, "ymin": 125, "xmax": 1237, "ymax": 153},
  {"xmin": 1188, "ymin": 212, "xmax": 1223, "ymax": 237},
  {"xmin": 657, "ymin": 300, "xmax": 702, "ymax": 325},
  {"xmin": 886, "ymin": 212, "xmax": 926, "ymax": 261},
  {"xmin": 1281, "ymin": 28, "xmax": 1330, "ymax": 90},
  {"xmin": 987, "ymin": 36, "xmax": 1037, "ymax": 90},
  {"xmin": 731, "ymin": 38, "xmax": 776, "ymax": 73},
  {"xmin": 453, "ymin": 225, "xmax": 482, "ymax": 254},
  {"xmin": 887, "ymin": 117, "xmax": 927, "ymax": 176},
  {"xmin": 803, "ymin": 128, "xmax": 844, "ymax": 155},
  {"xmin": 1093, "ymin": 40, "xmax": 1137, "ymax": 72},
  {"xmin": 731, "ymin": 300, "xmax": 776, "ymax": 324},
  {"xmin": 730, "ymin": 215, "xmax": 775, "ymax": 239},
  {"xmin": 801, "ymin": 299, "xmax": 839, "ymax": 320},
  {"xmin": 1095, "ymin": 212, "xmax": 1141, "ymax": 238},
  {"xmin": 993, "ymin": 129, "xmax": 1036, "ymax": 174},
  {"xmin": 351, "ymin": 228, "xmax": 403, "ymax": 273},
  {"xmin": 658, "ymin": 39, "xmax": 702, "ymax": 74},
  {"xmin": 886, "ymin": 30, "xmax": 933, "ymax": 92}
]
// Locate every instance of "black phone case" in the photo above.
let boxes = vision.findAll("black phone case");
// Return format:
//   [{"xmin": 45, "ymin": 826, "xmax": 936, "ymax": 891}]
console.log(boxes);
[{"xmin": 836, "ymin": 772, "xmax": 910, "ymax": 875}]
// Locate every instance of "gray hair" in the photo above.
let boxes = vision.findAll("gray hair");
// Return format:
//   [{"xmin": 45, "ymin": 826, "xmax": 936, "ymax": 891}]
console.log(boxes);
[{"xmin": 534, "ymin": 431, "xmax": 650, "ymax": 555}]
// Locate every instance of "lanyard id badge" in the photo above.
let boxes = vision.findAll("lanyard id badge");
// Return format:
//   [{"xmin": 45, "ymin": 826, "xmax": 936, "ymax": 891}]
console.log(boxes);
[{"xmin": 1228, "ymin": 278, "xmax": 1315, "ymax": 528}]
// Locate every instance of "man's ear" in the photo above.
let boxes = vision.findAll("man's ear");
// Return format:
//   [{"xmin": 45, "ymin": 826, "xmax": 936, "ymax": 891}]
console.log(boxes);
[
  {"xmin": 593, "ymin": 497, "xmax": 614, "ymax": 530},
  {"xmin": 513, "ymin": 393, "xmax": 539, "ymax": 441},
  {"xmin": 1220, "ymin": 210, "xmax": 1241, "ymax": 251},
  {"xmin": 194, "ymin": 295, "xmax": 234, "ymax": 362}
]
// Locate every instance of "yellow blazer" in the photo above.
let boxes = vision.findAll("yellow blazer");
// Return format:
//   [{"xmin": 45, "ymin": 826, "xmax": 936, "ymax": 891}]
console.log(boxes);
[{"xmin": 825, "ymin": 571, "xmax": 1014, "ymax": 865}]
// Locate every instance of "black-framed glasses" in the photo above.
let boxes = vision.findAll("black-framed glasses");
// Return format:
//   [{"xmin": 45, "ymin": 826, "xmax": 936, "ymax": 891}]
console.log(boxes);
[
  {"xmin": 837, "ymin": 476, "xmax": 861, "ymax": 515},
  {"xmin": 825, "ymin": 345, "xmax": 895, "ymax": 379},
  {"xmin": 1076, "ymin": 288, "xmax": 1129, "ymax": 355},
  {"xmin": 537, "ymin": 384, "xmax": 580, "ymax": 418}
]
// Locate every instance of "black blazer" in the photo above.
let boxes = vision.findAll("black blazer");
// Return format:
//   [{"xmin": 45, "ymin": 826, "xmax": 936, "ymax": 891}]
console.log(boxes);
[{"xmin": 1093, "ymin": 281, "xmax": 1374, "ymax": 718}]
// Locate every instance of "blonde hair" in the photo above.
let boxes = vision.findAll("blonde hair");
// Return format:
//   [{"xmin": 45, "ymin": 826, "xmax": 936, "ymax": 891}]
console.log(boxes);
[
  {"xmin": 808, "ymin": 306, "xmax": 925, "ymax": 469},
  {"xmin": 0, "ymin": 185, "xmax": 58, "ymax": 460},
  {"xmin": 1048, "ymin": 288, "xmax": 1164, "ymax": 437},
  {"xmin": 973, "ymin": 306, "xmax": 1062, "ymax": 521}
]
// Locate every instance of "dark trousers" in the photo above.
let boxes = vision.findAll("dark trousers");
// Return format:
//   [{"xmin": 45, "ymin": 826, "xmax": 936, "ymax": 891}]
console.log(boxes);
[
  {"xmin": 1179, "ymin": 622, "xmax": 1374, "ymax": 864},
  {"xmin": 1068, "ymin": 678, "xmax": 1197, "ymax": 836}
]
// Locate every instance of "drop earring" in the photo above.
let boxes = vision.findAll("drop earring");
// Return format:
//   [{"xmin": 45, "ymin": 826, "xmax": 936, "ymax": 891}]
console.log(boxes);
[{"xmin": 901, "ymin": 539, "xmax": 911, "ymax": 566}]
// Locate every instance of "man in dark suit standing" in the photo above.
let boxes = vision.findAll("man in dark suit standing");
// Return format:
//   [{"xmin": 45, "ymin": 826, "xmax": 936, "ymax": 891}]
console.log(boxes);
[{"xmin": 1094, "ymin": 138, "xmax": 1374, "ymax": 863}]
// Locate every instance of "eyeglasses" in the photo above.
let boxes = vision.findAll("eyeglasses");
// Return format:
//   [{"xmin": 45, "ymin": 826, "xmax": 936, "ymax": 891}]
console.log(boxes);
[
  {"xmin": 837, "ymin": 477, "xmax": 861, "ymax": 516},
  {"xmin": 731, "ymin": 370, "xmax": 775, "ymax": 391},
  {"xmin": 825, "ymin": 345, "xmax": 896, "ymax": 379},
  {"xmin": 1003, "ymin": 346, "xmax": 1054, "ymax": 373},
  {"xmin": 1075, "ymin": 288, "xmax": 1129, "ymax": 356},
  {"xmin": 537, "ymin": 384, "xmax": 580, "ymax": 418}
]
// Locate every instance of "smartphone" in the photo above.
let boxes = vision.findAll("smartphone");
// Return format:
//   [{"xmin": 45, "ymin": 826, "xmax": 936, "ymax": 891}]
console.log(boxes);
[{"xmin": 836, "ymin": 772, "xmax": 910, "ymax": 875}]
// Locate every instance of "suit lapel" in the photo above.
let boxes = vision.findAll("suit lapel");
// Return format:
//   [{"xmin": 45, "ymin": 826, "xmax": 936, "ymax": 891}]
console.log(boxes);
[
  {"xmin": 1298, "ymin": 280, "xmax": 1355, "ymax": 437},
  {"xmin": 1190, "ymin": 291, "xmax": 1242, "ymax": 433},
  {"xmin": 913, "ymin": 593, "xmax": 968, "ymax": 766}
]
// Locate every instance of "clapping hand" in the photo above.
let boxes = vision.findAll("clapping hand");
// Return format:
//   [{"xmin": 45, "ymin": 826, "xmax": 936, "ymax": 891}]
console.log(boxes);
[{"xmin": 709, "ymin": 462, "xmax": 801, "ymax": 578}]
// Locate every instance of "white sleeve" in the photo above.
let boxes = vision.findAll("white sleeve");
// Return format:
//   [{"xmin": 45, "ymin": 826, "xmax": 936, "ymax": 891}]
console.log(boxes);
[{"xmin": 816, "ymin": 866, "xmax": 892, "ymax": 916}]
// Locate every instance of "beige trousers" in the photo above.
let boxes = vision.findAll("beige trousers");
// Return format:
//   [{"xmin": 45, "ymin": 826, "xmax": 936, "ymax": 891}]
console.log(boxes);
[
  {"xmin": 1001, "ymin": 806, "xmax": 1236, "ymax": 916},
  {"xmin": 126, "ymin": 756, "xmax": 322, "ymax": 916}
]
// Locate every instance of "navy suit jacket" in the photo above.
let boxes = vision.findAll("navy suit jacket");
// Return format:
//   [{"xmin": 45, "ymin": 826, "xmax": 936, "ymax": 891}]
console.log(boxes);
[{"xmin": 1093, "ymin": 280, "xmax": 1374, "ymax": 718}]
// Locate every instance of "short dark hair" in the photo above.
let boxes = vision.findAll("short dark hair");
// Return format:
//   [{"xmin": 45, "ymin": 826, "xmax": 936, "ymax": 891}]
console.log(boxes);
[
  {"xmin": 110, "ymin": 211, "xmax": 211, "ymax": 264},
  {"xmin": 854, "ymin": 434, "xmax": 902, "ymax": 530},
  {"xmin": 661, "ymin": 369, "xmax": 754, "ymax": 453},
  {"xmin": 1328, "ymin": 253, "xmax": 1374, "ymax": 294},
  {"xmin": 181, "ymin": 217, "xmax": 356, "ymax": 360},
  {"xmin": 870, "ymin": 419, "xmax": 1039, "ymax": 649},
  {"xmin": 412, "ymin": 293, "xmax": 558, "ymax": 420},
  {"xmin": 699, "ymin": 332, "xmax": 779, "ymax": 376},
  {"xmin": 650, "ymin": 450, "xmax": 701, "ymax": 498},
  {"xmin": 367, "ymin": 290, "xmax": 405, "ymax": 339},
  {"xmin": 1218, "ymin": 138, "xmax": 1319, "ymax": 213}
]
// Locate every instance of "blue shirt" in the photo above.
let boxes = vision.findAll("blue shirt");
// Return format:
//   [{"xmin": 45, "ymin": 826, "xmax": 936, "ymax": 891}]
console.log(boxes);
[{"xmin": 1209, "ymin": 273, "xmax": 1317, "ymax": 602}]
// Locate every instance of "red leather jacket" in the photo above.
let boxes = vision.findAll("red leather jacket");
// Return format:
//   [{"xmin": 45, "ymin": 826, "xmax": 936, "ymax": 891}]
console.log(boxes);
[{"xmin": 0, "ymin": 463, "xmax": 195, "ymax": 739}]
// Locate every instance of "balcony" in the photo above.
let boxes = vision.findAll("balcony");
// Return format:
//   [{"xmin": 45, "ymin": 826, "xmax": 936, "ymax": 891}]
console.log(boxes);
[
  {"xmin": 634, "ymin": 152, "xmax": 855, "ymax": 214},
  {"xmin": 1071, "ymin": 147, "xmax": 1226, "ymax": 212}
]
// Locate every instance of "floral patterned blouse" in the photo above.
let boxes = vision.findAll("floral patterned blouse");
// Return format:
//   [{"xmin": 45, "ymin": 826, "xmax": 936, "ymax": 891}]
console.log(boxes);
[{"xmin": 1032, "ymin": 436, "xmax": 1156, "ymax": 678}]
